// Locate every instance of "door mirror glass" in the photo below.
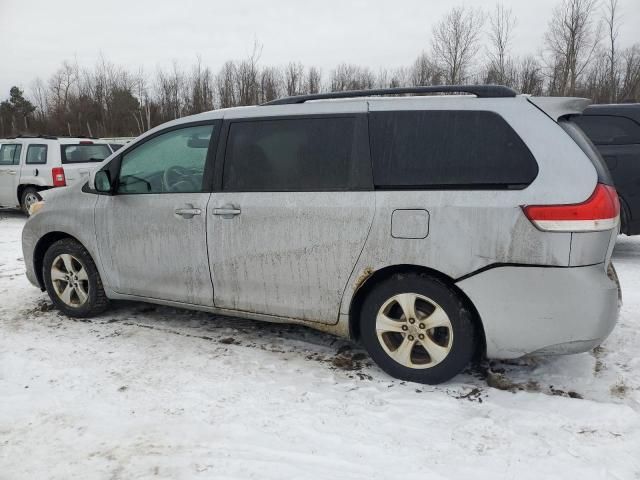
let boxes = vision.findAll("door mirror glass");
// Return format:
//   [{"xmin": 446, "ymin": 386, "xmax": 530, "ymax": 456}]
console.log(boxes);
[{"xmin": 95, "ymin": 170, "xmax": 113, "ymax": 193}]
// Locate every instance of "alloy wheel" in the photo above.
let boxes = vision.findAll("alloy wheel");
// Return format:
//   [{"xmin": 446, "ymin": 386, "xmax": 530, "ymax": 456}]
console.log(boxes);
[
  {"xmin": 375, "ymin": 292, "xmax": 453, "ymax": 369},
  {"xmin": 50, "ymin": 254, "xmax": 89, "ymax": 307}
]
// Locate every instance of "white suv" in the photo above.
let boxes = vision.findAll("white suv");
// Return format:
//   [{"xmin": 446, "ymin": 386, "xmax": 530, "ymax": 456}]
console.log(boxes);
[{"xmin": 0, "ymin": 136, "xmax": 114, "ymax": 214}]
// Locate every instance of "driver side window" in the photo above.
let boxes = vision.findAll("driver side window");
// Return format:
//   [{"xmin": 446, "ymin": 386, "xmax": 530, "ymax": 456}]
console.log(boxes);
[{"xmin": 117, "ymin": 124, "xmax": 214, "ymax": 194}]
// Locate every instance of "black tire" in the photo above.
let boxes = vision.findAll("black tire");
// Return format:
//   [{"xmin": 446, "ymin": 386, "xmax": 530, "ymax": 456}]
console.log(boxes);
[
  {"xmin": 359, "ymin": 272, "xmax": 476, "ymax": 384},
  {"xmin": 42, "ymin": 238, "xmax": 109, "ymax": 317},
  {"xmin": 619, "ymin": 201, "xmax": 629, "ymax": 236},
  {"xmin": 20, "ymin": 187, "xmax": 41, "ymax": 215}
]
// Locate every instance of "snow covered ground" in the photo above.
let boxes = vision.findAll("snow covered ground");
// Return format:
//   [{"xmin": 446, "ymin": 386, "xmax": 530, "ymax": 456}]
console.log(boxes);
[{"xmin": 1, "ymin": 210, "xmax": 639, "ymax": 479}]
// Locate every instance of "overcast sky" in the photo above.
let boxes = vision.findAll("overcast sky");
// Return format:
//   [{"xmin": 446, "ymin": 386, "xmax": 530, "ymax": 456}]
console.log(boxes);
[{"xmin": 1, "ymin": 0, "xmax": 639, "ymax": 97}]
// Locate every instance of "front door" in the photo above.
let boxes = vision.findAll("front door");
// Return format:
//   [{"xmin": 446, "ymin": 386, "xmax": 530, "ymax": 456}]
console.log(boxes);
[
  {"xmin": 208, "ymin": 113, "xmax": 374, "ymax": 323},
  {"xmin": 95, "ymin": 122, "xmax": 219, "ymax": 306},
  {"xmin": 0, "ymin": 143, "xmax": 22, "ymax": 207}
]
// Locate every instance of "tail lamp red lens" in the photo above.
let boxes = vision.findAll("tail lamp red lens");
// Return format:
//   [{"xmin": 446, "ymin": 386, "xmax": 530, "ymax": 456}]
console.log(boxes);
[
  {"xmin": 523, "ymin": 184, "xmax": 620, "ymax": 232},
  {"xmin": 52, "ymin": 167, "xmax": 66, "ymax": 187}
]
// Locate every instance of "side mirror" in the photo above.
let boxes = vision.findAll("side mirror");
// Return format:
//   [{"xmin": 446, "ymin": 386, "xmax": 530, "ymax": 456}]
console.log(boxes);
[{"xmin": 94, "ymin": 170, "xmax": 113, "ymax": 194}]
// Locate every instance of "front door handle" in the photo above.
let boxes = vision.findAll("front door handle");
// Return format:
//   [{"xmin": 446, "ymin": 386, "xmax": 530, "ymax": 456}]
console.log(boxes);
[
  {"xmin": 175, "ymin": 204, "xmax": 202, "ymax": 219},
  {"xmin": 6, "ymin": 170, "xmax": 17, "ymax": 175},
  {"xmin": 213, "ymin": 204, "xmax": 241, "ymax": 219}
]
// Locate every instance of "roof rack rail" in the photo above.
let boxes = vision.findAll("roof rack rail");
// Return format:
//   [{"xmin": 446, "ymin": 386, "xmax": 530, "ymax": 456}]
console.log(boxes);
[
  {"xmin": 263, "ymin": 85, "xmax": 518, "ymax": 106},
  {"xmin": 5, "ymin": 134, "xmax": 101, "ymax": 140},
  {"xmin": 6, "ymin": 134, "xmax": 58, "ymax": 140}
]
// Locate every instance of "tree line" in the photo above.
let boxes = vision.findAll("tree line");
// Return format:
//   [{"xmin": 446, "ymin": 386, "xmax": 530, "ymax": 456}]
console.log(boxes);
[{"xmin": 1, "ymin": 0, "xmax": 639, "ymax": 139}]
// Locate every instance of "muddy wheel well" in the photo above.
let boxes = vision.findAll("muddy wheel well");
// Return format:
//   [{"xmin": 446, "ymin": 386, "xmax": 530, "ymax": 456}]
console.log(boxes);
[
  {"xmin": 17, "ymin": 184, "xmax": 48, "ymax": 203},
  {"xmin": 33, "ymin": 232, "xmax": 79, "ymax": 289},
  {"xmin": 348, "ymin": 264, "xmax": 486, "ymax": 357}
]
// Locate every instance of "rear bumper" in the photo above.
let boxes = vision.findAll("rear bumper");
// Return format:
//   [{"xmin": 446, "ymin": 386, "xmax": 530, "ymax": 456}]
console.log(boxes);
[{"xmin": 457, "ymin": 263, "xmax": 620, "ymax": 359}]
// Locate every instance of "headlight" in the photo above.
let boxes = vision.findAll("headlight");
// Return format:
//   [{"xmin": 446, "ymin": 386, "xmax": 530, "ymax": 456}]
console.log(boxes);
[{"xmin": 28, "ymin": 200, "xmax": 45, "ymax": 216}]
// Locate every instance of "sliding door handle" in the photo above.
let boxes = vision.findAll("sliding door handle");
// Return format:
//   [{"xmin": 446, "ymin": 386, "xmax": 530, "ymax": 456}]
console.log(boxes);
[{"xmin": 213, "ymin": 204, "xmax": 241, "ymax": 219}]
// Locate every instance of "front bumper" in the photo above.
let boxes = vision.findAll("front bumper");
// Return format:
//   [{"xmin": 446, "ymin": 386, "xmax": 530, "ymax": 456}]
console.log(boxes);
[{"xmin": 457, "ymin": 263, "xmax": 620, "ymax": 359}]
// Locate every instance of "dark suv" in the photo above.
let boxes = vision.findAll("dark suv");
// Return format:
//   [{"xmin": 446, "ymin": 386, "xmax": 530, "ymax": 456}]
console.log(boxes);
[{"xmin": 575, "ymin": 104, "xmax": 640, "ymax": 235}]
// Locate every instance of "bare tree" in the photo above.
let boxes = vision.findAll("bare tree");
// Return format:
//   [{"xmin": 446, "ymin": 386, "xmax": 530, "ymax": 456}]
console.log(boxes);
[
  {"xmin": 156, "ymin": 62, "xmax": 185, "ymax": 120},
  {"xmin": 432, "ymin": 6, "xmax": 485, "ymax": 84},
  {"xmin": 487, "ymin": 4, "xmax": 517, "ymax": 85},
  {"xmin": 183, "ymin": 57, "xmax": 214, "ymax": 115},
  {"xmin": 285, "ymin": 62, "xmax": 305, "ymax": 96},
  {"xmin": 544, "ymin": 0, "xmax": 601, "ymax": 95},
  {"xmin": 236, "ymin": 42, "xmax": 262, "ymax": 106},
  {"xmin": 604, "ymin": 0, "xmax": 621, "ymax": 101},
  {"xmin": 259, "ymin": 66, "xmax": 283, "ymax": 103},
  {"xmin": 216, "ymin": 61, "xmax": 237, "ymax": 108},
  {"xmin": 620, "ymin": 44, "xmax": 640, "ymax": 101},
  {"xmin": 305, "ymin": 67, "xmax": 322, "ymax": 94},
  {"xmin": 516, "ymin": 56, "xmax": 544, "ymax": 95},
  {"xmin": 410, "ymin": 52, "xmax": 441, "ymax": 86},
  {"xmin": 30, "ymin": 78, "xmax": 48, "ymax": 123},
  {"xmin": 330, "ymin": 64, "xmax": 375, "ymax": 91}
]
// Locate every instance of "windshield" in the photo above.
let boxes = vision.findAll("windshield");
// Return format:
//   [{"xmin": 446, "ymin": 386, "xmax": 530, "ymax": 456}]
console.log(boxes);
[{"xmin": 61, "ymin": 144, "xmax": 111, "ymax": 164}]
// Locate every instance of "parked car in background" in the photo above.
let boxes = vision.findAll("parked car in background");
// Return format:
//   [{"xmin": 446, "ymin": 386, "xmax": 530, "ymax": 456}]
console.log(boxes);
[
  {"xmin": 0, "ymin": 136, "xmax": 115, "ymax": 214},
  {"xmin": 574, "ymin": 104, "xmax": 640, "ymax": 235},
  {"xmin": 100, "ymin": 137, "xmax": 134, "ymax": 153},
  {"xmin": 22, "ymin": 86, "xmax": 621, "ymax": 384}
]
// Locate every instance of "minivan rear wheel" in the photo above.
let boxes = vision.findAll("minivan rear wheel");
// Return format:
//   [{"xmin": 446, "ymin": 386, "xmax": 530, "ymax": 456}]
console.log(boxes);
[
  {"xmin": 359, "ymin": 273, "xmax": 476, "ymax": 384},
  {"xmin": 42, "ymin": 238, "xmax": 109, "ymax": 317}
]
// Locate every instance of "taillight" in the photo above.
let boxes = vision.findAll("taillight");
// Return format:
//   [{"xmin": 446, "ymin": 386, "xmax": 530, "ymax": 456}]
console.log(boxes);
[
  {"xmin": 523, "ymin": 184, "xmax": 620, "ymax": 232},
  {"xmin": 52, "ymin": 167, "xmax": 66, "ymax": 187}
]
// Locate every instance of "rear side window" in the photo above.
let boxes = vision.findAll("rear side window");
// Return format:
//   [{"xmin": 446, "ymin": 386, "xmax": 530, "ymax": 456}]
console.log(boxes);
[
  {"xmin": 26, "ymin": 144, "xmax": 48, "ymax": 164},
  {"xmin": 574, "ymin": 115, "xmax": 640, "ymax": 145},
  {"xmin": 61, "ymin": 144, "xmax": 111, "ymax": 164},
  {"xmin": 370, "ymin": 110, "xmax": 538, "ymax": 189},
  {"xmin": 223, "ymin": 117, "xmax": 364, "ymax": 191},
  {"xmin": 560, "ymin": 118, "xmax": 614, "ymax": 186},
  {"xmin": 0, "ymin": 144, "xmax": 22, "ymax": 165}
]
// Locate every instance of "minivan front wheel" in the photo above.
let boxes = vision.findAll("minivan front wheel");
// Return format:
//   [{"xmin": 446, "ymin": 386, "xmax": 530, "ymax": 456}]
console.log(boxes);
[
  {"xmin": 359, "ymin": 273, "xmax": 476, "ymax": 384},
  {"xmin": 43, "ymin": 238, "xmax": 109, "ymax": 317}
]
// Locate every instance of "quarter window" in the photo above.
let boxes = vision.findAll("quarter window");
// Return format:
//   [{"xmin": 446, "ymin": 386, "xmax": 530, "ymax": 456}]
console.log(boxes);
[
  {"xmin": 0, "ymin": 144, "xmax": 22, "ymax": 165},
  {"xmin": 369, "ymin": 110, "xmax": 538, "ymax": 189},
  {"xmin": 26, "ymin": 145, "xmax": 48, "ymax": 164},
  {"xmin": 222, "ymin": 117, "xmax": 362, "ymax": 191},
  {"xmin": 117, "ymin": 124, "xmax": 215, "ymax": 194}
]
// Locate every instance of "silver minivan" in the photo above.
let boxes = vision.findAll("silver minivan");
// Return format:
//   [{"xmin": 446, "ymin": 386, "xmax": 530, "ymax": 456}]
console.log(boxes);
[{"xmin": 21, "ymin": 86, "xmax": 621, "ymax": 384}]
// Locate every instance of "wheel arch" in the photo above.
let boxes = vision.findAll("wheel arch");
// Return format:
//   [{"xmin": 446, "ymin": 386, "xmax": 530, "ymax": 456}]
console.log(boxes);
[
  {"xmin": 18, "ymin": 184, "xmax": 50, "ymax": 204},
  {"xmin": 33, "ymin": 231, "xmax": 83, "ymax": 289},
  {"xmin": 347, "ymin": 264, "xmax": 487, "ymax": 357}
]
